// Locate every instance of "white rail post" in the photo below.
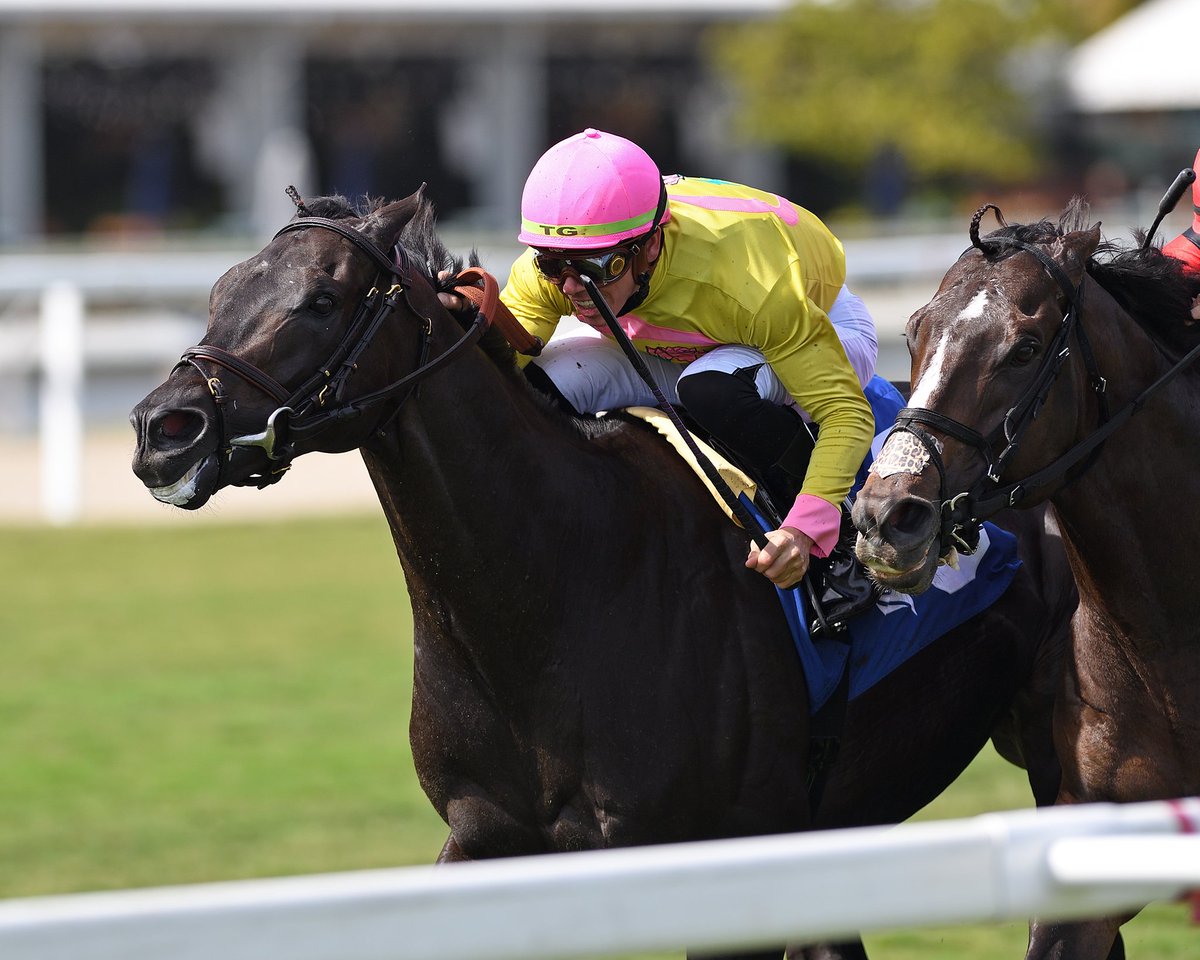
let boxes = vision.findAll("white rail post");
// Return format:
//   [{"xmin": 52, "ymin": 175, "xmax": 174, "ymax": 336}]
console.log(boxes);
[{"xmin": 38, "ymin": 281, "xmax": 85, "ymax": 525}]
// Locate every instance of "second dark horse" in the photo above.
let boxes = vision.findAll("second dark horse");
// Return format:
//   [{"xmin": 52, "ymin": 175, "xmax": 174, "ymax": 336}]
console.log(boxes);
[{"xmin": 129, "ymin": 191, "xmax": 1076, "ymax": 959}]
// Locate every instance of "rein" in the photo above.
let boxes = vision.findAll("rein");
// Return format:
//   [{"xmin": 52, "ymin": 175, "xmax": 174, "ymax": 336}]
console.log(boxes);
[
  {"xmin": 177, "ymin": 216, "xmax": 536, "ymax": 488},
  {"xmin": 890, "ymin": 204, "xmax": 1200, "ymax": 555}
]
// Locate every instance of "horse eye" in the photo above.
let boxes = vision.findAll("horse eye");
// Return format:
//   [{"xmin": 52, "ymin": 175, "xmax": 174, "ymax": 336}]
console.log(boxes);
[
  {"xmin": 310, "ymin": 294, "xmax": 337, "ymax": 315},
  {"xmin": 1010, "ymin": 340, "xmax": 1038, "ymax": 366}
]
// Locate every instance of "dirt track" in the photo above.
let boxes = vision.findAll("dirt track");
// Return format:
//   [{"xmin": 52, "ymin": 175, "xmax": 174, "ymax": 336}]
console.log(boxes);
[{"xmin": 1, "ymin": 429, "xmax": 380, "ymax": 526}]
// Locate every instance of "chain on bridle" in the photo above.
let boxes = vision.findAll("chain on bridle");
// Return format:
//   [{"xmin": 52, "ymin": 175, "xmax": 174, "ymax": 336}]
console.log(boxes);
[{"xmin": 175, "ymin": 215, "xmax": 538, "ymax": 489}]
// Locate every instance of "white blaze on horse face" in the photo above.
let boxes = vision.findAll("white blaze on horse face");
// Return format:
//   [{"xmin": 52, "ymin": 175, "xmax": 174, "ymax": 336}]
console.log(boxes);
[
  {"xmin": 874, "ymin": 289, "xmax": 989, "ymax": 479},
  {"xmin": 908, "ymin": 289, "xmax": 989, "ymax": 409},
  {"xmin": 907, "ymin": 330, "xmax": 950, "ymax": 409}
]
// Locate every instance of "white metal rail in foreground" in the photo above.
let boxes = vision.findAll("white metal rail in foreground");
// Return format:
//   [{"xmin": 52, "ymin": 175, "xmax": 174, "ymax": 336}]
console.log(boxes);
[{"xmin": 1, "ymin": 798, "xmax": 1197, "ymax": 960}]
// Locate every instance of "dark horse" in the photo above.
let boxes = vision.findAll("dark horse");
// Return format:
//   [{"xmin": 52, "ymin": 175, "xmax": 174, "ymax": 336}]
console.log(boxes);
[
  {"xmin": 130, "ymin": 190, "xmax": 1076, "ymax": 960},
  {"xmin": 852, "ymin": 198, "xmax": 1200, "ymax": 960}
]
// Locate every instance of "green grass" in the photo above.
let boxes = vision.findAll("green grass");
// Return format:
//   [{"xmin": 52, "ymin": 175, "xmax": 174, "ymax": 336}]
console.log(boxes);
[
  {"xmin": 0, "ymin": 517, "xmax": 446, "ymax": 895},
  {"xmin": 1, "ymin": 516, "xmax": 1195, "ymax": 957}
]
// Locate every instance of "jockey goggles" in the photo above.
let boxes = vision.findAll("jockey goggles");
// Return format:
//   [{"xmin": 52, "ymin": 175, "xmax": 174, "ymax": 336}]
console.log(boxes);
[{"xmin": 533, "ymin": 244, "xmax": 639, "ymax": 286}]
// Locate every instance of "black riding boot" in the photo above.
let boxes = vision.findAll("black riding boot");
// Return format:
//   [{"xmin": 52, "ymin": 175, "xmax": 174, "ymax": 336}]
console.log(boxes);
[{"xmin": 676, "ymin": 367, "xmax": 814, "ymax": 523}]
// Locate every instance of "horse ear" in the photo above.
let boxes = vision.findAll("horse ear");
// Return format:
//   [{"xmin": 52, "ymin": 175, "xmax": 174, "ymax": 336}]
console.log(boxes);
[
  {"xmin": 363, "ymin": 185, "xmax": 429, "ymax": 249},
  {"xmin": 1056, "ymin": 224, "xmax": 1102, "ymax": 281}
]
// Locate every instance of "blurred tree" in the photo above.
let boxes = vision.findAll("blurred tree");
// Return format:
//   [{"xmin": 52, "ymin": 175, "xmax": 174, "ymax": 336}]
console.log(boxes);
[{"xmin": 709, "ymin": 0, "xmax": 1141, "ymax": 210}]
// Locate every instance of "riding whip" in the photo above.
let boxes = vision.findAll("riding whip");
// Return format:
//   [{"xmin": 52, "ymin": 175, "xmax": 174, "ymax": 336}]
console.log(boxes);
[
  {"xmin": 578, "ymin": 274, "xmax": 773, "ymax": 546},
  {"xmin": 1143, "ymin": 167, "xmax": 1197, "ymax": 250}
]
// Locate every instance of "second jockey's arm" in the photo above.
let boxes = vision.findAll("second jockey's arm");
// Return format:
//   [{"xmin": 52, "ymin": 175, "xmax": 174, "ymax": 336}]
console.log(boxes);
[{"xmin": 744, "ymin": 274, "xmax": 874, "ymax": 588}]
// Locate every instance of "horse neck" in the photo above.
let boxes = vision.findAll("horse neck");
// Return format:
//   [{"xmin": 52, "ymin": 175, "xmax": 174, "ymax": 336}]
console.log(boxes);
[
  {"xmin": 1048, "ymin": 277, "xmax": 1200, "ymax": 643},
  {"xmin": 359, "ymin": 337, "xmax": 623, "ymax": 659}
]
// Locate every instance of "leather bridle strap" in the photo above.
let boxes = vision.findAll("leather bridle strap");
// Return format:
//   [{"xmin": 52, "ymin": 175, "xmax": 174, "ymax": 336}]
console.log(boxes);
[
  {"xmin": 179, "ymin": 344, "xmax": 291, "ymax": 406},
  {"xmin": 893, "ymin": 407, "xmax": 986, "ymax": 451},
  {"xmin": 450, "ymin": 266, "xmax": 543, "ymax": 356},
  {"xmin": 177, "ymin": 212, "xmax": 523, "ymax": 489},
  {"xmin": 970, "ymin": 333, "xmax": 1200, "ymax": 518},
  {"xmin": 881, "ymin": 219, "xmax": 1105, "ymax": 553},
  {"xmin": 275, "ymin": 216, "xmax": 406, "ymax": 276},
  {"xmin": 898, "ymin": 226, "xmax": 1200, "ymax": 546}
]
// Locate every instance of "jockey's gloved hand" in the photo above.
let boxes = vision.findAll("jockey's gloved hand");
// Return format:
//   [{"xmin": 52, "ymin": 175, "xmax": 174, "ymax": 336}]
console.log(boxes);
[{"xmin": 435, "ymin": 270, "xmax": 480, "ymax": 319}]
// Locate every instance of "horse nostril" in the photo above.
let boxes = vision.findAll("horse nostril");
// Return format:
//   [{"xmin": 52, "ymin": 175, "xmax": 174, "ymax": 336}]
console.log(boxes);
[
  {"xmin": 149, "ymin": 408, "xmax": 204, "ymax": 448},
  {"xmin": 160, "ymin": 412, "xmax": 190, "ymax": 438},
  {"xmin": 882, "ymin": 497, "xmax": 938, "ymax": 541}
]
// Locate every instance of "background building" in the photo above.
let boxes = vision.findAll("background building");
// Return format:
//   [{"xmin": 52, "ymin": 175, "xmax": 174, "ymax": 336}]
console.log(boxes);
[
  {"xmin": 0, "ymin": 0, "xmax": 792, "ymax": 246},
  {"xmin": 1065, "ymin": 0, "xmax": 1200, "ymax": 214}
]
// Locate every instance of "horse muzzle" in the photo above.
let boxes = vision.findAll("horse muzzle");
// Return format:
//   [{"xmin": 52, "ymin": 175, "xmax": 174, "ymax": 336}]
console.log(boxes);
[
  {"xmin": 852, "ymin": 489, "xmax": 943, "ymax": 594},
  {"xmin": 130, "ymin": 393, "xmax": 223, "ymax": 509}
]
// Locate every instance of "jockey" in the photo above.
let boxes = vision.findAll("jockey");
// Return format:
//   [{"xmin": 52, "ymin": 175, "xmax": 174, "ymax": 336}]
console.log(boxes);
[
  {"xmin": 1162, "ymin": 147, "xmax": 1200, "ymax": 319},
  {"xmin": 1163, "ymin": 147, "xmax": 1200, "ymax": 275},
  {"xmin": 470, "ymin": 128, "xmax": 877, "ymax": 590}
]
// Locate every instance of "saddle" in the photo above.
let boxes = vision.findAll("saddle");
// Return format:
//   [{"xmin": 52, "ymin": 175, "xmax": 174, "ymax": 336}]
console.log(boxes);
[{"xmin": 621, "ymin": 406, "xmax": 879, "ymax": 636}]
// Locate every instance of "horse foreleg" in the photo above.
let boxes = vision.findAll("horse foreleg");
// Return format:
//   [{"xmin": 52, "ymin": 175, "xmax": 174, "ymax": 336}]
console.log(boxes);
[
  {"xmin": 989, "ymin": 679, "xmax": 1062, "ymax": 809},
  {"xmin": 435, "ymin": 833, "xmax": 470, "ymax": 863},
  {"xmin": 1026, "ymin": 916, "xmax": 1127, "ymax": 960}
]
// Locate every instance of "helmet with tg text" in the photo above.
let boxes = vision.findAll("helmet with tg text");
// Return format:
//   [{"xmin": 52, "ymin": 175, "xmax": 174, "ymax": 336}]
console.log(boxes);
[{"xmin": 518, "ymin": 128, "xmax": 670, "ymax": 250}]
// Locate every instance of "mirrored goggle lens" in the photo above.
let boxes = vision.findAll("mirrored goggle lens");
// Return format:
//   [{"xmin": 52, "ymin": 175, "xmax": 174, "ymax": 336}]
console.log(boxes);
[{"xmin": 534, "ymin": 248, "xmax": 632, "ymax": 285}]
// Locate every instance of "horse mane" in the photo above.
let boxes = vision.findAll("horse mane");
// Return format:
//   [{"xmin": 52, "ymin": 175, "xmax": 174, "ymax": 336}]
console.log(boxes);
[
  {"xmin": 297, "ymin": 193, "xmax": 625, "ymax": 442},
  {"xmin": 1092, "ymin": 232, "xmax": 1199, "ymax": 356},
  {"xmin": 972, "ymin": 196, "xmax": 1199, "ymax": 355}
]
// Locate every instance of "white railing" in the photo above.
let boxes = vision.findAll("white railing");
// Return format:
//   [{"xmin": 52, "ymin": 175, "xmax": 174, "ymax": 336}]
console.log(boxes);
[{"xmin": 1, "ymin": 798, "xmax": 1197, "ymax": 960}]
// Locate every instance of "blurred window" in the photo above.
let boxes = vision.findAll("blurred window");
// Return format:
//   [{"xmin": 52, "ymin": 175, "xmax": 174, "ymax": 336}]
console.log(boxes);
[
  {"xmin": 42, "ymin": 58, "xmax": 222, "ymax": 237},
  {"xmin": 306, "ymin": 57, "xmax": 470, "ymax": 216}
]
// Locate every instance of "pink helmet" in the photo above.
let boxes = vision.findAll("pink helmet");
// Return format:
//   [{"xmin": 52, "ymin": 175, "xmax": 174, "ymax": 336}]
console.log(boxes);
[{"xmin": 519, "ymin": 128, "xmax": 670, "ymax": 249}]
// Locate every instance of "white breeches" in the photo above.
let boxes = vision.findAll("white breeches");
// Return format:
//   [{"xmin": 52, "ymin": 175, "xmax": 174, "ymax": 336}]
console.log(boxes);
[{"xmin": 529, "ymin": 285, "xmax": 878, "ymax": 416}]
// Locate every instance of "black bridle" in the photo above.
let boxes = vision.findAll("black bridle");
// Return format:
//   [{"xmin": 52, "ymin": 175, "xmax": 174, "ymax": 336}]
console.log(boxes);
[
  {"xmin": 882, "ymin": 204, "xmax": 1200, "ymax": 557},
  {"xmin": 176, "ymin": 216, "xmax": 491, "ymax": 488}
]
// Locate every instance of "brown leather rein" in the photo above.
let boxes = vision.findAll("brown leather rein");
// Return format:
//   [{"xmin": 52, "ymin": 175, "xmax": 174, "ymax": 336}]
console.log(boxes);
[{"xmin": 176, "ymin": 217, "xmax": 541, "ymax": 488}]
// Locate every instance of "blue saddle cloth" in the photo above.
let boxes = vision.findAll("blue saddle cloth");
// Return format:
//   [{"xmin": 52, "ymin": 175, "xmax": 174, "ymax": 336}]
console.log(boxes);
[{"xmin": 755, "ymin": 377, "xmax": 1022, "ymax": 713}]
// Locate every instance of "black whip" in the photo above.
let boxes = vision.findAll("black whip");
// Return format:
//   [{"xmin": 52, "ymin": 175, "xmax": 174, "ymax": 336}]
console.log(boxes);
[
  {"xmin": 578, "ymin": 274, "xmax": 772, "ymax": 547},
  {"xmin": 1143, "ymin": 167, "xmax": 1196, "ymax": 250},
  {"xmin": 577, "ymin": 275, "xmax": 833, "ymax": 630}
]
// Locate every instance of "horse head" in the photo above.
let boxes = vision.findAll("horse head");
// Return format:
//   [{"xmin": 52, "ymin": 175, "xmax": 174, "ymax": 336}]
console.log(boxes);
[
  {"xmin": 130, "ymin": 188, "xmax": 456, "ymax": 510},
  {"xmin": 852, "ymin": 204, "xmax": 1103, "ymax": 593}
]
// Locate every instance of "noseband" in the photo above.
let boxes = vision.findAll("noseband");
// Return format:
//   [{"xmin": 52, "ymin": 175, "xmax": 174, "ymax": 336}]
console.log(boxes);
[{"xmin": 175, "ymin": 216, "xmax": 530, "ymax": 489}]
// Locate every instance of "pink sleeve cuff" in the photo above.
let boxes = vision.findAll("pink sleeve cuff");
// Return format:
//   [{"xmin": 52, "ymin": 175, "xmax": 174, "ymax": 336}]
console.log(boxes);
[{"xmin": 781, "ymin": 495, "xmax": 842, "ymax": 558}]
